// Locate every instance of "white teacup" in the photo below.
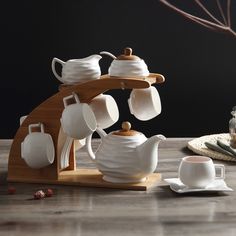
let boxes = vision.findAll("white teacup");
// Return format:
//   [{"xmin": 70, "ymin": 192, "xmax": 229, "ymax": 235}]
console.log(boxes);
[
  {"xmin": 61, "ymin": 93, "xmax": 97, "ymax": 139},
  {"xmin": 128, "ymin": 86, "xmax": 162, "ymax": 121},
  {"xmin": 21, "ymin": 123, "xmax": 55, "ymax": 169},
  {"xmin": 52, "ymin": 55, "xmax": 102, "ymax": 84},
  {"xmin": 179, "ymin": 156, "xmax": 225, "ymax": 188},
  {"xmin": 89, "ymin": 94, "xmax": 119, "ymax": 129}
]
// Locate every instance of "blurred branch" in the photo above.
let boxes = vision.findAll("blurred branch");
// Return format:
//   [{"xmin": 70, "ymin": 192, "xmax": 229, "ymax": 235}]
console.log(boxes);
[
  {"xmin": 227, "ymin": 0, "xmax": 231, "ymax": 27},
  {"xmin": 159, "ymin": 0, "xmax": 236, "ymax": 38},
  {"xmin": 194, "ymin": 0, "xmax": 224, "ymax": 26},
  {"xmin": 216, "ymin": 0, "xmax": 227, "ymax": 25}
]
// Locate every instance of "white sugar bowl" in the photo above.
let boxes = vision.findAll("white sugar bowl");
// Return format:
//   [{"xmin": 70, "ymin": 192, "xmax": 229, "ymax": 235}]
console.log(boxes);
[{"xmin": 100, "ymin": 47, "xmax": 149, "ymax": 78}]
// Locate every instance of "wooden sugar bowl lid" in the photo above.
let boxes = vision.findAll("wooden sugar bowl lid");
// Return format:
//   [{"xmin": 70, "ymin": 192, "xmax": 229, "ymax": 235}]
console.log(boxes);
[{"xmin": 116, "ymin": 47, "xmax": 141, "ymax": 61}]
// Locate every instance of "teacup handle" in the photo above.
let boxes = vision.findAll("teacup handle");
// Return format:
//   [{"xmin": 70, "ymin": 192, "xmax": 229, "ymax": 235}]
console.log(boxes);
[
  {"xmin": 214, "ymin": 164, "xmax": 225, "ymax": 180},
  {"xmin": 63, "ymin": 93, "xmax": 80, "ymax": 108},
  {"xmin": 51, "ymin": 58, "xmax": 65, "ymax": 83},
  {"xmin": 28, "ymin": 123, "xmax": 45, "ymax": 134}
]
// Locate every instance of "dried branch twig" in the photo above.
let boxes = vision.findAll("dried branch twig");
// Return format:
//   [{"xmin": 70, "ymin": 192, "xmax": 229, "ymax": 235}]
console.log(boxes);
[
  {"xmin": 159, "ymin": 0, "xmax": 236, "ymax": 38},
  {"xmin": 227, "ymin": 0, "xmax": 231, "ymax": 27},
  {"xmin": 216, "ymin": 0, "xmax": 227, "ymax": 25},
  {"xmin": 194, "ymin": 0, "xmax": 224, "ymax": 26}
]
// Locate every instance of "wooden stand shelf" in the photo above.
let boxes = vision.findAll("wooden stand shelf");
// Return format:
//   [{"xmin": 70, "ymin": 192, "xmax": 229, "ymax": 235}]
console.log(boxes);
[{"xmin": 7, "ymin": 74, "xmax": 165, "ymax": 190}]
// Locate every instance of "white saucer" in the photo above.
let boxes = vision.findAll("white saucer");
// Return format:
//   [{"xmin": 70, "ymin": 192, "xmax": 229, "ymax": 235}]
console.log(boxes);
[{"xmin": 164, "ymin": 178, "xmax": 233, "ymax": 193}]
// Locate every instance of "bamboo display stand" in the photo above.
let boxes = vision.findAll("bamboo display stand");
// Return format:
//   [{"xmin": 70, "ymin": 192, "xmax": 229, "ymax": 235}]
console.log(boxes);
[{"xmin": 7, "ymin": 74, "xmax": 165, "ymax": 190}]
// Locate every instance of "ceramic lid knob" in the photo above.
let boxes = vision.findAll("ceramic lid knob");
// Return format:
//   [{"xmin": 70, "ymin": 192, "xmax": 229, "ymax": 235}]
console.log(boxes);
[{"xmin": 116, "ymin": 47, "xmax": 140, "ymax": 61}]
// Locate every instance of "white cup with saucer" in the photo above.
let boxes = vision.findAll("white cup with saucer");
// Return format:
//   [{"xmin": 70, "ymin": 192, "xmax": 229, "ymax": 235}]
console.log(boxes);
[{"xmin": 179, "ymin": 156, "xmax": 225, "ymax": 188}]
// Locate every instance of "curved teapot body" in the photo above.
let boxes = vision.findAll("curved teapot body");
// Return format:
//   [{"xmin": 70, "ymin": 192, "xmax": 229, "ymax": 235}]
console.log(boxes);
[
  {"xmin": 52, "ymin": 55, "xmax": 102, "ymax": 84},
  {"xmin": 96, "ymin": 133, "xmax": 148, "ymax": 183},
  {"xmin": 86, "ymin": 124, "xmax": 166, "ymax": 183}
]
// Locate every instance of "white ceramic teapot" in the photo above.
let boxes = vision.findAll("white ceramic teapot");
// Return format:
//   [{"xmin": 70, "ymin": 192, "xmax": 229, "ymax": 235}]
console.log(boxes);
[
  {"xmin": 86, "ymin": 121, "xmax": 166, "ymax": 183},
  {"xmin": 100, "ymin": 47, "xmax": 149, "ymax": 78},
  {"xmin": 52, "ymin": 55, "xmax": 102, "ymax": 84}
]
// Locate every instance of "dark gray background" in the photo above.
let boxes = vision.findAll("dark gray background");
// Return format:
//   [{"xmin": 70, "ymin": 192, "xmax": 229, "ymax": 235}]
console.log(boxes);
[{"xmin": 1, "ymin": 0, "xmax": 236, "ymax": 138}]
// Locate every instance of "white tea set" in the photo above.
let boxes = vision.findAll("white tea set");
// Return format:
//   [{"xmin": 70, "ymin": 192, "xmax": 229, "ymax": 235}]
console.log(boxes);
[
  {"xmin": 19, "ymin": 47, "xmax": 167, "ymax": 184},
  {"xmin": 19, "ymin": 47, "xmax": 233, "ymax": 191}
]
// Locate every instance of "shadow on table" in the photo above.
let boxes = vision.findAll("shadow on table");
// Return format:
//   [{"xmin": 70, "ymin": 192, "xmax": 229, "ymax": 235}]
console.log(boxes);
[{"xmin": 0, "ymin": 170, "xmax": 7, "ymax": 185}]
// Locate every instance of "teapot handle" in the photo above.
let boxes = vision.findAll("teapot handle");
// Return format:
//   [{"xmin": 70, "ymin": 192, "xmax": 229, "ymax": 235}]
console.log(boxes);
[
  {"xmin": 51, "ymin": 58, "xmax": 65, "ymax": 83},
  {"xmin": 86, "ymin": 128, "xmax": 107, "ymax": 161},
  {"xmin": 86, "ymin": 134, "xmax": 96, "ymax": 161}
]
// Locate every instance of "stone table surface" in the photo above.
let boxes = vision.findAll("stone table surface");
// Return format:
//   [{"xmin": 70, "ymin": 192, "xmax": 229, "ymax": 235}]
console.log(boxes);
[{"xmin": 0, "ymin": 138, "xmax": 236, "ymax": 236}]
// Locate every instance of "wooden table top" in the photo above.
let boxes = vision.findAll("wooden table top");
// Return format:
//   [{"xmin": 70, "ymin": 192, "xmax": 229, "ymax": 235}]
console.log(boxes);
[{"xmin": 0, "ymin": 138, "xmax": 236, "ymax": 236}]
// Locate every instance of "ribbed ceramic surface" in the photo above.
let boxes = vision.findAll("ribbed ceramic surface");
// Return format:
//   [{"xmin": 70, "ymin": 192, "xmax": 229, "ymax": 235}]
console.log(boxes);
[
  {"xmin": 62, "ymin": 62, "xmax": 101, "ymax": 84},
  {"xmin": 96, "ymin": 133, "xmax": 147, "ymax": 180},
  {"xmin": 109, "ymin": 60, "xmax": 149, "ymax": 77}
]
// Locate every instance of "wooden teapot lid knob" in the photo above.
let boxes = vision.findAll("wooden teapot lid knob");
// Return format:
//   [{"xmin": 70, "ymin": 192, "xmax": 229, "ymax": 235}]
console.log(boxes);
[
  {"xmin": 122, "ymin": 121, "xmax": 131, "ymax": 131},
  {"xmin": 113, "ymin": 121, "xmax": 140, "ymax": 136},
  {"xmin": 116, "ymin": 47, "xmax": 140, "ymax": 60}
]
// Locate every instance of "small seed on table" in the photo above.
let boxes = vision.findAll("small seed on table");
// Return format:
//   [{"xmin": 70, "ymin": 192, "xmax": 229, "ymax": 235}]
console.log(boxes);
[
  {"xmin": 45, "ymin": 189, "xmax": 53, "ymax": 197},
  {"xmin": 8, "ymin": 186, "xmax": 16, "ymax": 195}
]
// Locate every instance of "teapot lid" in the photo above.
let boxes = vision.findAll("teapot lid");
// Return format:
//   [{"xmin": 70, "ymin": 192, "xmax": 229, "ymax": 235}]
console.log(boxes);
[
  {"xmin": 113, "ymin": 121, "xmax": 141, "ymax": 136},
  {"xmin": 116, "ymin": 48, "xmax": 141, "ymax": 61}
]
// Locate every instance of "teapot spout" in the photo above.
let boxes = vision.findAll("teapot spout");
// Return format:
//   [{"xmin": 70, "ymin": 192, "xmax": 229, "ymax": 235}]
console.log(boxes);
[
  {"xmin": 79, "ymin": 54, "xmax": 102, "ymax": 63},
  {"xmin": 90, "ymin": 54, "xmax": 102, "ymax": 62},
  {"xmin": 137, "ymin": 135, "xmax": 166, "ymax": 174}
]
